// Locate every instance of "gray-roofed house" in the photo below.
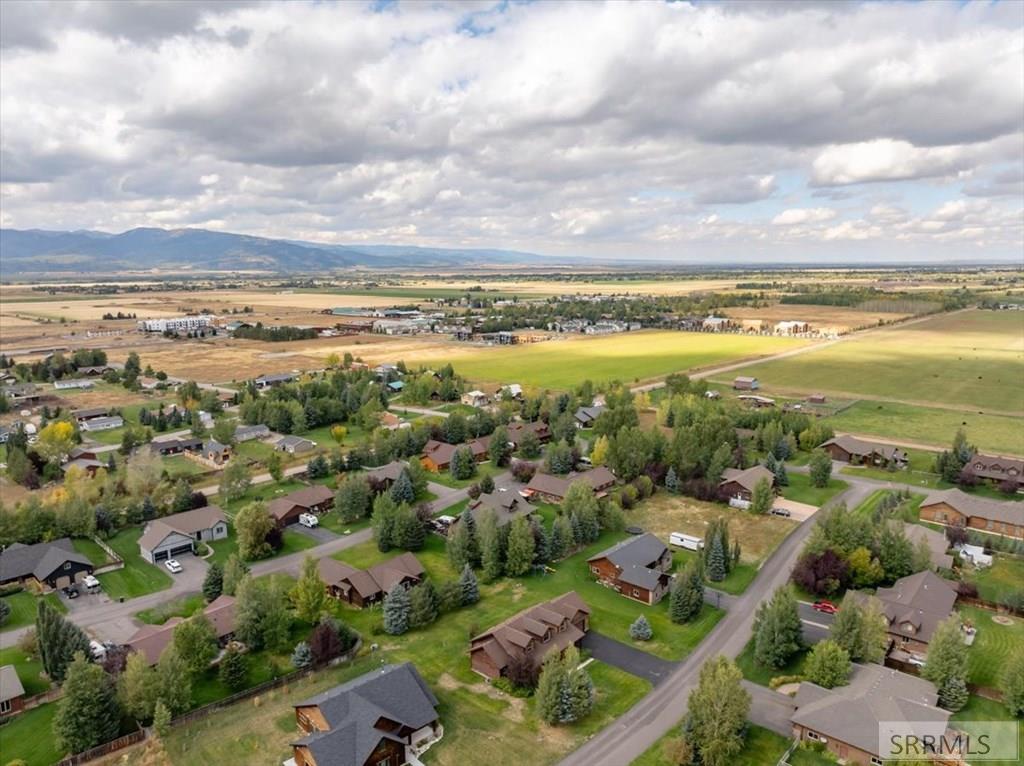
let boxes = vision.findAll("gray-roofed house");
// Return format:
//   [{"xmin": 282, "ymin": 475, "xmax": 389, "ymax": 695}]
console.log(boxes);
[
  {"xmin": 470, "ymin": 592, "xmax": 590, "ymax": 680},
  {"xmin": 524, "ymin": 467, "xmax": 616, "ymax": 504},
  {"xmin": 138, "ymin": 505, "xmax": 228, "ymax": 563},
  {"xmin": 365, "ymin": 461, "xmax": 409, "ymax": 488},
  {"xmin": 318, "ymin": 553, "xmax": 425, "ymax": 608},
  {"xmin": 902, "ymin": 523, "xmax": 954, "ymax": 571},
  {"xmin": 254, "ymin": 372, "xmax": 295, "ymax": 389},
  {"xmin": 573, "ymin": 405, "xmax": 605, "ymax": 428},
  {"xmin": 718, "ymin": 465, "xmax": 776, "ymax": 502},
  {"xmin": 466, "ymin": 491, "xmax": 529, "ymax": 527},
  {"xmin": 289, "ymin": 663, "xmax": 441, "ymax": 766},
  {"xmin": 791, "ymin": 664, "xmax": 953, "ymax": 766},
  {"xmin": 919, "ymin": 488, "xmax": 1024, "ymax": 540},
  {"xmin": 964, "ymin": 452, "xmax": 1024, "ymax": 488},
  {"xmin": 873, "ymin": 570, "xmax": 958, "ymax": 655},
  {"xmin": 196, "ymin": 438, "xmax": 231, "ymax": 465},
  {"xmin": 587, "ymin": 533, "xmax": 673, "ymax": 604},
  {"xmin": 53, "ymin": 378, "xmax": 94, "ymax": 390},
  {"xmin": 820, "ymin": 434, "xmax": 908, "ymax": 468},
  {"xmin": 235, "ymin": 423, "xmax": 271, "ymax": 442},
  {"xmin": 61, "ymin": 457, "xmax": 106, "ymax": 476},
  {"xmin": 80, "ymin": 415, "xmax": 124, "ymax": 433},
  {"xmin": 275, "ymin": 435, "xmax": 318, "ymax": 455},
  {"xmin": 0, "ymin": 538, "xmax": 94, "ymax": 589},
  {"xmin": 71, "ymin": 406, "xmax": 109, "ymax": 422},
  {"xmin": 0, "ymin": 664, "xmax": 27, "ymax": 716}
]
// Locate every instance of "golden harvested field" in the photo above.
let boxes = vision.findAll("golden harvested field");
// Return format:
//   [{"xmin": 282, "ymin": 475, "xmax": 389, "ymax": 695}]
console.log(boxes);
[
  {"xmin": 1, "ymin": 298, "xmax": 185, "ymax": 321},
  {"xmin": 196, "ymin": 290, "xmax": 401, "ymax": 310},
  {"xmin": 724, "ymin": 304, "xmax": 912, "ymax": 333}
]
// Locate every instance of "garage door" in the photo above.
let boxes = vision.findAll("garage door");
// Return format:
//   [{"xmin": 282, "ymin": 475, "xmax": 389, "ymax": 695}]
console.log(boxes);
[
  {"xmin": 74, "ymin": 571, "xmax": 87, "ymax": 583},
  {"xmin": 55, "ymin": 575, "xmax": 71, "ymax": 589},
  {"xmin": 169, "ymin": 543, "xmax": 194, "ymax": 557}
]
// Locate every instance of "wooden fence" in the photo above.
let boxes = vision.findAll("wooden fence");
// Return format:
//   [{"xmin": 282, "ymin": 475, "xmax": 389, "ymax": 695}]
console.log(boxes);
[
  {"xmin": 91, "ymin": 535, "xmax": 125, "ymax": 575},
  {"xmin": 956, "ymin": 594, "xmax": 1024, "ymax": 618},
  {"xmin": 55, "ymin": 730, "xmax": 146, "ymax": 766}
]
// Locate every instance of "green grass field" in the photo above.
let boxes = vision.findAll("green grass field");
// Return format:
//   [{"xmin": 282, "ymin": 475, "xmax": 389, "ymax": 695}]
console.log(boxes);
[
  {"xmin": 961, "ymin": 606, "xmax": 1024, "ymax": 689},
  {"xmin": 965, "ymin": 556, "xmax": 1024, "ymax": 604},
  {"xmin": 427, "ymin": 461, "xmax": 499, "ymax": 489},
  {"xmin": 722, "ymin": 311, "xmax": 1024, "ymax": 414},
  {"xmin": 632, "ymin": 722, "xmax": 791, "ymax": 766},
  {"xmin": 826, "ymin": 399, "xmax": 1024, "ymax": 456},
  {"xmin": 780, "ymin": 474, "xmax": 848, "ymax": 507},
  {"xmin": 96, "ymin": 527, "xmax": 174, "ymax": 600},
  {"xmin": 422, "ymin": 330, "xmax": 803, "ymax": 390},
  {"xmin": 0, "ymin": 591, "xmax": 65, "ymax": 633},
  {"xmin": 206, "ymin": 525, "xmax": 317, "ymax": 566},
  {"xmin": 71, "ymin": 536, "xmax": 115, "ymax": 566},
  {"xmin": 0, "ymin": 701, "xmax": 62, "ymax": 766},
  {"xmin": 0, "ymin": 645, "xmax": 49, "ymax": 696},
  {"xmin": 736, "ymin": 637, "xmax": 809, "ymax": 687},
  {"xmin": 136, "ymin": 593, "xmax": 206, "ymax": 625},
  {"xmin": 951, "ymin": 695, "xmax": 1024, "ymax": 766}
]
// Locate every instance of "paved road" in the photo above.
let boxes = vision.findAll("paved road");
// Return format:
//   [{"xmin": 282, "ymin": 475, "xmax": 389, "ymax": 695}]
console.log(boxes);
[
  {"xmin": 582, "ymin": 632, "xmax": 677, "ymax": 686},
  {"xmin": 743, "ymin": 681, "xmax": 797, "ymax": 736},
  {"xmin": 557, "ymin": 481, "xmax": 874, "ymax": 766}
]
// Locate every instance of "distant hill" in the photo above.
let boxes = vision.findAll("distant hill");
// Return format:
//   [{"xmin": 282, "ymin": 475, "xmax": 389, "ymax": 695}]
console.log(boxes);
[{"xmin": 0, "ymin": 227, "xmax": 556, "ymax": 275}]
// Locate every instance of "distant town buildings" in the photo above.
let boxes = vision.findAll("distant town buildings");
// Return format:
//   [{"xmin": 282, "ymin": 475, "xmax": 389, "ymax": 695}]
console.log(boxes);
[{"xmin": 137, "ymin": 315, "xmax": 214, "ymax": 333}]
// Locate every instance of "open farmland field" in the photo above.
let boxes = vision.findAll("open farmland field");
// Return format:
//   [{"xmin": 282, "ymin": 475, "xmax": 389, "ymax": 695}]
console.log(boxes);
[
  {"xmin": 717, "ymin": 310, "xmax": 1024, "ymax": 413},
  {"xmin": 415, "ymin": 330, "xmax": 805, "ymax": 390},
  {"xmin": 723, "ymin": 303, "xmax": 916, "ymax": 334}
]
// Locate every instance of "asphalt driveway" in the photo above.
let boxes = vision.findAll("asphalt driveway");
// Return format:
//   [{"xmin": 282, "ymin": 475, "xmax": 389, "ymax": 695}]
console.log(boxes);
[
  {"xmin": 581, "ymin": 631, "xmax": 677, "ymax": 686},
  {"xmin": 290, "ymin": 523, "xmax": 340, "ymax": 543}
]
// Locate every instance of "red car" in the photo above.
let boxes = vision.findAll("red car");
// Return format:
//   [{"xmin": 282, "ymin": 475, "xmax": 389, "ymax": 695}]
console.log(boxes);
[{"xmin": 812, "ymin": 600, "xmax": 838, "ymax": 615}]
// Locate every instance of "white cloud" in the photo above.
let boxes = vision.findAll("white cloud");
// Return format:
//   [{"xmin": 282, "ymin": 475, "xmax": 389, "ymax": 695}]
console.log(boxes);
[{"xmin": 771, "ymin": 208, "xmax": 837, "ymax": 226}]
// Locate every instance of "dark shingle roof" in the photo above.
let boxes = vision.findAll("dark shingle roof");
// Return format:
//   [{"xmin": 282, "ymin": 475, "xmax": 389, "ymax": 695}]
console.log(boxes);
[
  {"xmin": 293, "ymin": 663, "xmax": 438, "ymax": 766},
  {"xmin": 0, "ymin": 538, "xmax": 91, "ymax": 583},
  {"xmin": 588, "ymin": 533, "xmax": 667, "ymax": 570}
]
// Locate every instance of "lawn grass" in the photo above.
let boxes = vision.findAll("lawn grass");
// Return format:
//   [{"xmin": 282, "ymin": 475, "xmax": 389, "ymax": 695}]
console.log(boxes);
[
  {"xmin": 422, "ymin": 330, "xmax": 804, "ymax": 390},
  {"xmin": 788, "ymin": 745, "xmax": 837, "ymax": 766},
  {"xmin": 427, "ymin": 461, "xmax": 498, "ymax": 489},
  {"xmin": 215, "ymin": 477, "xmax": 309, "ymax": 517},
  {"xmin": 0, "ymin": 591, "xmax": 66, "ymax": 633},
  {"xmin": 780, "ymin": 474, "xmax": 848, "ymax": 507},
  {"xmin": 966, "ymin": 556, "xmax": 1024, "ymax": 604},
  {"xmin": 735, "ymin": 637, "xmax": 809, "ymax": 687},
  {"xmin": 632, "ymin": 722, "xmax": 791, "ymax": 766},
  {"xmin": 163, "ymin": 454, "xmax": 212, "ymax": 479},
  {"xmin": 0, "ymin": 701, "xmax": 62, "ymax": 766},
  {"xmin": 723, "ymin": 310, "xmax": 1024, "ymax": 414},
  {"xmin": 850, "ymin": 489, "xmax": 925, "ymax": 522},
  {"xmin": 315, "ymin": 512, "xmax": 372, "ymax": 535},
  {"xmin": 136, "ymin": 593, "xmax": 206, "ymax": 625},
  {"xmin": 0, "ymin": 645, "xmax": 49, "ymax": 696},
  {"xmin": 206, "ymin": 526, "xmax": 317, "ymax": 567},
  {"xmin": 71, "ymin": 536, "xmax": 115, "ymax": 566},
  {"xmin": 96, "ymin": 527, "xmax": 174, "ymax": 600},
  {"xmin": 951, "ymin": 695, "xmax": 1024, "ymax": 766},
  {"xmin": 961, "ymin": 606, "xmax": 1024, "ymax": 689},
  {"xmin": 673, "ymin": 548, "xmax": 759, "ymax": 596}
]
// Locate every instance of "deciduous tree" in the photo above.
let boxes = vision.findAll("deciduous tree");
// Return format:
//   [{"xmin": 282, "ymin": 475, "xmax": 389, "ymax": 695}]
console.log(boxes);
[
  {"xmin": 172, "ymin": 615, "xmax": 218, "ymax": 676},
  {"xmin": 504, "ymin": 516, "xmax": 536, "ymax": 576},
  {"xmin": 291, "ymin": 555, "xmax": 327, "ymax": 624},
  {"xmin": 235, "ymin": 501, "xmax": 274, "ymax": 560},
  {"xmin": 686, "ymin": 656, "xmax": 750, "ymax": 766},
  {"xmin": 805, "ymin": 640, "xmax": 851, "ymax": 689},
  {"xmin": 53, "ymin": 652, "xmax": 121, "ymax": 753}
]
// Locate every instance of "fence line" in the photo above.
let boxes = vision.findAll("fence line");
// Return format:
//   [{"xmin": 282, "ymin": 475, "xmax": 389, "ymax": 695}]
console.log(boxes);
[{"xmin": 54, "ymin": 730, "xmax": 146, "ymax": 766}]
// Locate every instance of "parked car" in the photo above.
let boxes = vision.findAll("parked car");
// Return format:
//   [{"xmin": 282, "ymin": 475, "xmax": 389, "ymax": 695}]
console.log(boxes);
[
  {"xmin": 82, "ymin": 574, "xmax": 101, "ymax": 590},
  {"xmin": 165, "ymin": 559, "xmax": 183, "ymax": 574},
  {"xmin": 770, "ymin": 507, "xmax": 792, "ymax": 518},
  {"xmin": 298, "ymin": 512, "xmax": 319, "ymax": 528},
  {"xmin": 812, "ymin": 600, "xmax": 838, "ymax": 615},
  {"xmin": 62, "ymin": 585, "xmax": 79, "ymax": 599}
]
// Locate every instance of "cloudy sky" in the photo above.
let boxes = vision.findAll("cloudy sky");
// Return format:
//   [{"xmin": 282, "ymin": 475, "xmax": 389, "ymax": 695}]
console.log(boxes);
[{"xmin": 1, "ymin": 0, "xmax": 1022, "ymax": 263}]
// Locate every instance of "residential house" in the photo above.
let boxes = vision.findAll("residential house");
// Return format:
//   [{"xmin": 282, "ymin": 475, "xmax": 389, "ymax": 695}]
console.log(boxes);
[
  {"xmin": 573, "ymin": 405, "xmax": 605, "ymax": 429},
  {"xmin": 469, "ymin": 592, "xmax": 590, "ymax": 680},
  {"xmin": 254, "ymin": 372, "xmax": 296, "ymax": 389},
  {"xmin": 902, "ymin": 523, "xmax": 954, "ymax": 571},
  {"xmin": 718, "ymin": 465, "xmax": 776, "ymax": 502},
  {"xmin": 124, "ymin": 594, "xmax": 236, "ymax": 665},
  {"xmin": 807, "ymin": 394, "xmax": 828, "ymax": 405},
  {"xmin": 149, "ymin": 436, "xmax": 204, "ymax": 457},
  {"xmin": 318, "ymin": 553, "xmax": 425, "ymax": 608},
  {"xmin": 820, "ymin": 435, "xmax": 908, "ymax": 468},
  {"xmin": 465, "ymin": 491, "xmax": 529, "ymax": 527},
  {"xmin": 137, "ymin": 505, "xmax": 229, "ymax": 563},
  {"xmin": 61, "ymin": 457, "xmax": 106, "ymax": 476},
  {"xmin": 587, "ymin": 534, "xmax": 673, "ymax": 605},
  {"xmin": 0, "ymin": 383, "xmax": 41, "ymax": 404},
  {"xmin": 139, "ymin": 376, "xmax": 162, "ymax": 390},
  {"xmin": 76, "ymin": 364, "xmax": 116, "ymax": 376},
  {"xmin": 420, "ymin": 438, "xmax": 488, "ymax": 472},
  {"xmin": 289, "ymin": 663, "xmax": 440, "ymax": 766},
  {"xmin": 0, "ymin": 665, "xmax": 26, "ymax": 716},
  {"xmin": 194, "ymin": 438, "xmax": 231, "ymax": 465},
  {"xmin": 235, "ymin": 423, "xmax": 271, "ymax": 442},
  {"xmin": 918, "ymin": 489, "xmax": 1024, "ymax": 539},
  {"xmin": 507, "ymin": 420, "xmax": 551, "ymax": 448},
  {"xmin": 461, "ymin": 390, "xmax": 489, "ymax": 407},
  {"xmin": 774, "ymin": 320, "xmax": 810, "ymax": 335},
  {"xmin": 268, "ymin": 485, "xmax": 335, "ymax": 527},
  {"xmin": 53, "ymin": 378, "xmax": 93, "ymax": 390},
  {"xmin": 703, "ymin": 316, "xmax": 733, "ymax": 332},
  {"xmin": 791, "ymin": 664, "xmax": 953, "ymax": 766},
  {"xmin": 496, "ymin": 383, "xmax": 523, "ymax": 400},
  {"xmin": 523, "ymin": 467, "xmax": 617, "ymax": 503},
  {"xmin": 365, "ymin": 461, "xmax": 409, "ymax": 489},
  {"xmin": 963, "ymin": 453, "xmax": 1023, "ymax": 489},
  {"xmin": 873, "ymin": 570, "xmax": 958, "ymax": 657},
  {"xmin": 80, "ymin": 415, "xmax": 124, "ymax": 433},
  {"xmin": 732, "ymin": 376, "xmax": 759, "ymax": 390},
  {"xmin": 275, "ymin": 435, "xmax": 317, "ymax": 455},
  {"xmin": 737, "ymin": 394, "xmax": 776, "ymax": 408},
  {"xmin": 0, "ymin": 538, "xmax": 94, "ymax": 589},
  {"xmin": 379, "ymin": 412, "xmax": 410, "ymax": 431},
  {"xmin": 71, "ymin": 406, "xmax": 109, "ymax": 423}
]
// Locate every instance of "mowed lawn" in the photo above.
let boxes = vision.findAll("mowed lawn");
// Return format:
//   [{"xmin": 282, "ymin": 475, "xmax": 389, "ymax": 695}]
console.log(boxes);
[
  {"xmin": 96, "ymin": 527, "xmax": 174, "ymax": 600},
  {"xmin": 962, "ymin": 607, "xmax": 1024, "ymax": 689},
  {"xmin": 722, "ymin": 311, "xmax": 1024, "ymax": 414},
  {"xmin": 0, "ymin": 591, "xmax": 66, "ymax": 632},
  {"xmin": 421, "ymin": 330, "xmax": 804, "ymax": 389},
  {"xmin": 633, "ymin": 722, "xmax": 791, "ymax": 766},
  {"xmin": 965, "ymin": 556, "xmax": 1024, "ymax": 604},
  {"xmin": 780, "ymin": 474, "xmax": 848, "ymax": 507},
  {"xmin": 0, "ymin": 701, "xmax": 62, "ymax": 766},
  {"xmin": 0, "ymin": 644, "xmax": 49, "ymax": 696}
]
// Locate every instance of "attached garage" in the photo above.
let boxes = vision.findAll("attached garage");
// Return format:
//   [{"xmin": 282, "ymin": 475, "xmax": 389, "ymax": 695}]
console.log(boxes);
[
  {"xmin": 141, "ymin": 530, "xmax": 196, "ymax": 564},
  {"xmin": 151, "ymin": 540, "xmax": 195, "ymax": 562},
  {"xmin": 137, "ymin": 506, "xmax": 229, "ymax": 563}
]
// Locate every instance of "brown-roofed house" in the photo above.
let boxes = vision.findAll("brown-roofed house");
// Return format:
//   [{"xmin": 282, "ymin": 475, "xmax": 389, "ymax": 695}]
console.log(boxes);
[
  {"xmin": 902, "ymin": 523, "xmax": 954, "ymax": 571},
  {"xmin": 791, "ymin": 664, "xmax": 952, "ymax": 766},
  {"xmin": 319, "ymin": 552, "xmax": 425, "ymax": 608},
  {"xmin": 124, "ymin": 595, "xmax": 237, "ymax": 666},
  {"xmin": 919, "ymin": 488, "xmax": 1024, "ymax": 539},
  {"xmin": 873, "ymin": 570, "xmax": 958, "ymax": 655},
  {"xmin": 420, "ymin": 438, "xmax": 488, "ymax": 472},
  {"xmin": 733, "ymin": 376, "xmax": 759, "ymax": 390},
  {"xmin": 466, "ymin": 491, "xmax": 530, "ymax": 527},
  {"xmin": 524, "ymin": 467, "xmax": 616, "ymax": 503},
  {"xmin": 507, "ymin": 420, "xmax": 551, "ymax": 448},
  {"xmin": 267, "ymin": 485, "xmax": 335, "ymax": 527},
  {"xmin": 469, "ymin": 592, "xmax": 590, "ymax": 680},
  {"xmin": 964, "ymin": 452, "xmax": 1023, "ymax": 488},
  {"xmin": 138, "ymin": 505, "xmax": 228, "ymax": 563},
  {"xmin": 587, "ymin": 534, "xmax": 673, "ymax": 604},
  {"xmin": 718, "ymin": 465, "xmax": 776, "ymax": 502},
  {"xmin": 365, "ymin": 460, "xmax": 408, "ymax": 488},
  {"xmin": 820, "ymin": 435, "xmax": 908, "ymax": 468}
]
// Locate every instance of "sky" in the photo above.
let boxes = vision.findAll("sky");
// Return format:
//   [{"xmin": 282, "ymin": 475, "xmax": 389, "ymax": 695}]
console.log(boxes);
[{"xmin": 1, "ymin": 0, "xmax": 1022, "ymax": 263}]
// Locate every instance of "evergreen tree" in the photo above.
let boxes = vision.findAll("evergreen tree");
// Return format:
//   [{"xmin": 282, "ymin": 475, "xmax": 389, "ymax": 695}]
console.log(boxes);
[
  {"xmin": 665, "ymin": 466, "xmax": 679, "ymax": 493},
  {"xmin": 550, "ymin": 515, "xmax": 572, "ymax": 560},
  {"xmin": 671, "ymin": 561, "xmax": 705, "ymax": 623},
  {"xmin": 629, "ymin": 614, "xmax": 653, "ymax": 641},
  {"xmin": 804, "ymin": 640, "xmax": 851, "ymax": 689},
  {"xmin": 809, "ymin": 448, "xmax": 832, "ymax": 488},
  {"xmin": 409, "ymin": 580, "xmax": 440, "ymax": 629},
  {"xmin": 478, "ymin": 509, "xmax": 505, "ymax": 582},
  {"xmin": 531, "ymin": 517, "xmax": 550, "ymax": 565},
  {"xmin": 566, "ymin": 650, "xmax": 594, "ymax": 722},
  {"xmin": 480, "ymin": 473, "xmax": 496, "ymax": 494},
  {"xmin": 536, "ymin": 652, "xmax": 566, "ymax": 725},
  {"xmin": 705, "ymin": 533, "xmax": 727, "ymax": 582},
  {"xmin": 504, "ymin": 516, "xmax": 536, "ymax": 576},
  {"xmin": 53, "ymin": 652, "xmax": 121, "ymax": 754},
  {"xmin": 687, "ymin": 656, "xmax": 750, "ymax": 766},
  {"xmin": 394, "ymin": 505, "xmax": 425, "ymax": 551},
  {"xmin": 335, "ymin": 475, "xmax": 372, "ymax": 523},
  {"xmin": 749, "ymin": 477, "xmax": 774, "ymax": 515},
  {"xmin": 922, "ymin": 617, "xmax": 970, "ymax": 711},
  {"xmin": 36, "ymin": 599, "xmax": 91, "ymax": 683},
  {"xmin": 222, "ymin": 554, "xmax": 249, "ymax": 596},
  {"xmin": 489, "ymin": 426, "xmax": 512, "ymax": 467},
  {"xmin": 292, "ymin": 641, "xmax": 314, "ymax": 669},
  {"xmin": 450, "ymin": 445, "xmax": 477, "ymax": 480},
  {"xmin": 383, "ymin": 584, "xmax": 411, "ymax": 635},
  {"xmin": 202, "ymin": 561, "xmax": 224, "ymax": 602},
  {"xmin": 372, "ymin": 493, "xmax": 399, "ymax": 552},
  {"xmin": 705, "ymin": 442, "xmax": 733, "ymax": 486},
  {"xmin": 155, "ymin": 644, "xmax": 191, "ymax": 715},
  {"xmin": 218, "ymin": 646, "xmax": 247, "ymax": 691},
  {"xmin": 390, "ymin": 469, "xmax": 415, "ymax": 504},
  {"xmin": 1000, "ymin": 649, "xmax": 1024, "ymax": 717},
  {"xmin": 446, "ymin": 516, "xmax": 474, "ymax": 572},
  {"xmin": 753, "ymin": 586, "xmax": 803, "ymax": 669},
  {"xmin": 939, "ymin": 676, "xmax": 969, "ymax": 713},
  {"xmin": 459, "ymin": 563, "xmax": 480, "ymax": 606},
  {"xmin": 291, "ymin": 555, "xmax": 327, "ymax": 624},
  {"xmin": 152, "ymin": 700, "xmax": 171, "ymax": 740},
  {"xmin": 877, "ymin": 523, "xmax": 914, "ymax": 581},
  {"xmin": 831, "ymin": 593, "xmax": 886, "ymax": 663}
]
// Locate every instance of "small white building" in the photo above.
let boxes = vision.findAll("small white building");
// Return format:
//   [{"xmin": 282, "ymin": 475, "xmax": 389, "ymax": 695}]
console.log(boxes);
[
  {"xmin": 775, "ymin": 320, "xmax": 811, "ymax": 335},
  {"xmin": 137, "ymin": 315, "xmax": 214, "ymax": 333},
  {"xmin": 955, "ymin": 543, "xmax": 993, "ymax": 568},
  {"xmin": 80, "ymin": 415, "xmax": 124, "ymax": 432},
  {"xmin": 54, "ymin": 379, "xmax": 94, "ymax": 390},
  {"xmin": 461, "ymin": 390, "xmax": 489, "ymax": 407}
]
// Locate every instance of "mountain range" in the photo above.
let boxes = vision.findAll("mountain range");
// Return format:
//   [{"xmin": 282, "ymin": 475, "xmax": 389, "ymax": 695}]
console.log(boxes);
[{"xmin": 0, "ymin": 227, "xmax": 557, "ymax": 274}]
